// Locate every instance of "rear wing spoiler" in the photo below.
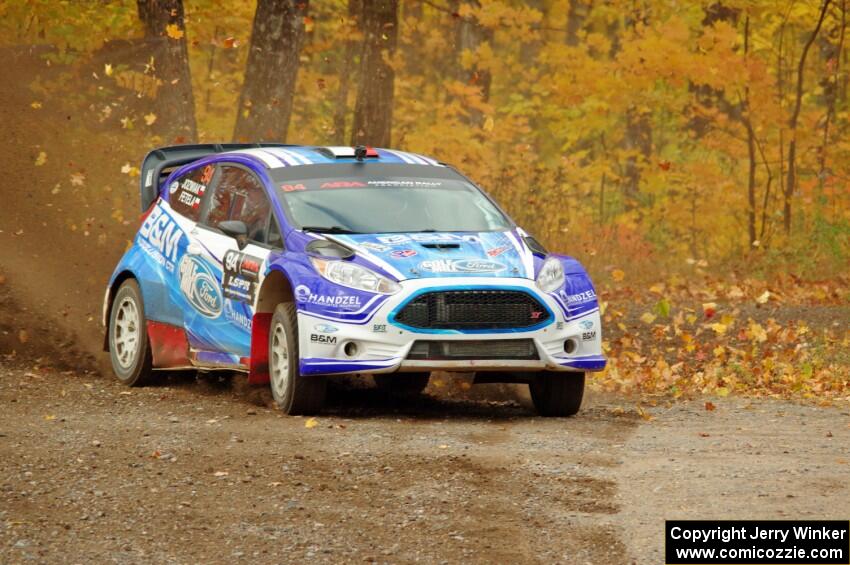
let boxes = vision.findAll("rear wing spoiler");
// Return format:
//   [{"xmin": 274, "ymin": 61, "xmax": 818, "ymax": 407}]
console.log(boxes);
[{"xmin": 139, "ymin": 143, "xmax": 289, "ymax": 211}]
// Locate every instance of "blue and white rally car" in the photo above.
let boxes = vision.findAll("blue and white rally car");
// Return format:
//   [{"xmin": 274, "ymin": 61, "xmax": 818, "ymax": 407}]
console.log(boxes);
[{"xmin": 104, "ymin": 144, "xmax": 604, "ymax": 416}]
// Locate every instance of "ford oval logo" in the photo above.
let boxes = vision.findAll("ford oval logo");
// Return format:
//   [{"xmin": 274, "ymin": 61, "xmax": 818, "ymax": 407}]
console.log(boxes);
[{"xmin": 179, "ymin": 255, "xmax": 222, "ymax": 319}]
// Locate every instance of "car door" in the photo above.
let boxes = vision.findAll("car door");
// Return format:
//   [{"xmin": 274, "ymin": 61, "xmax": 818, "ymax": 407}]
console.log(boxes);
[{"xmin": 184, "ymin": 163, "xmax": 282, "ymax": 365}]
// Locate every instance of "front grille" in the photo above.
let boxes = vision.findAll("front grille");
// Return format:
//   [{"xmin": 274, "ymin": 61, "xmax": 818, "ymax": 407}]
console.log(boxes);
[
  {"xmin": 395, "ymin": 290, "xmax": 549, "ymax": 330},
  {"xmin": 407, "ymin": 339, "xmax": 539, "ymax": 360}
]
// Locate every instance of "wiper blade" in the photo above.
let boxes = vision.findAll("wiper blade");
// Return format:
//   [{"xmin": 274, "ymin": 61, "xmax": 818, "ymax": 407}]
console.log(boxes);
[{"xmin": 301, "ymin": 225, "xmax": 361, "ymax": 234}]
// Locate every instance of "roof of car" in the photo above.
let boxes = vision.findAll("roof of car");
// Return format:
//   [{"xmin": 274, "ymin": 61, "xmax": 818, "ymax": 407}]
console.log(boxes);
[{"xmin": 221, "ymin": 146, "xmax": 443, "ymax": 169}]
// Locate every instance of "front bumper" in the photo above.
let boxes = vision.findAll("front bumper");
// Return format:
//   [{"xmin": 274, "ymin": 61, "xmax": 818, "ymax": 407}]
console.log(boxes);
[{"xmin": 297, "ymin": 277, "xmax": 605, "ymax": 376}]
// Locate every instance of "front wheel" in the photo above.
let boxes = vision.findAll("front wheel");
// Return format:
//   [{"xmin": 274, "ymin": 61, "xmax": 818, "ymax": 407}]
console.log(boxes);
[
  {"xmin": 529, "ymin": 372, "xmax": 585, "ymax": 417},
  {"xmin": 269, "ymin": 303, "xmax": 326, "ymax": 415},
  {"xmin": 108, "ymin": 279, "xmax": 154, "ymax": 386}
]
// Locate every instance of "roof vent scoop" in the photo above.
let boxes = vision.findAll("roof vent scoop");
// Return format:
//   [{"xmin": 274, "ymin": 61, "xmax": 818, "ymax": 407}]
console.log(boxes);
[{"xmin": 316, "ymin": 146, "xmax": 379, "ymax": 160}]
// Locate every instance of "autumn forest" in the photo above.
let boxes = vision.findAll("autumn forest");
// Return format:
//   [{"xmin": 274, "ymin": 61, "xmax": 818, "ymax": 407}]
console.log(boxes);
[{"xmin": 0, "ymin": 0, "xmax": 848, "ymax": 399}]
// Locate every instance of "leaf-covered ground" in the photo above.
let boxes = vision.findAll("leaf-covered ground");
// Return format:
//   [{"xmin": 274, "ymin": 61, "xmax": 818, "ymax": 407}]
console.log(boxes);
[{"xmin": 596, "ymin": 275, "xmax": 850, "ymax": 401}]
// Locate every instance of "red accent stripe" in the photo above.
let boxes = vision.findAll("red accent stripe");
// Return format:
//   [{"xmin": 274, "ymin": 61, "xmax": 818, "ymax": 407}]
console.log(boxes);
[
  {"xmin": 248, "ymin": 313, "xmax": 272, "ymax": 385},
  {"xmin": 146, "ymin": 320, "xmax": 190, "ymax": 368}
]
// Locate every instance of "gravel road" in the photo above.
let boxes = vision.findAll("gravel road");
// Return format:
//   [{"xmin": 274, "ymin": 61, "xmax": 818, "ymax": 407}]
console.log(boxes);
[{"xmin": 1, "ymin": 363, "xmax": 848, "ymax": 564}]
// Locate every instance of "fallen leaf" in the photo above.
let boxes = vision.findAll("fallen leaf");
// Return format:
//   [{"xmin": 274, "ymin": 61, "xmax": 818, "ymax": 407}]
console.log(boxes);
[
  {"xmin": 709, "ymin": 322, "xmax": 727, "ymax": 335},
  {"xmin": 698, "ymin": 432, "xmax": 710, "ymax": 437},
  {"xmin": 304, "ymin": 417, "xmax": 319, "ymax": 429},
  {"xmin": 716, "ymin": 387, "xmax": 729, "ymax": 397},
  {"xmin": 704, "ymin": 401, "xmax": 716, "ymax": 411},
  {"xmin": 482, "ymin": 116, "xmax": 495, "ymax": 132},
  {"xmin": 34, "ymin": 151, "xmax": 47, "ymax": 166},
  {"xmin": 222, "ymin": 36, "xmax": 238, "ymax": 48},
  {"xmin": 143, "ymin": 112, "xmax": 157, "ymax": 126},
  {"xmin": 756, "ymin": 290, "xmax": 770, "ymax": 304},
  {"xmin": 639, "ymin": 312, "xmax": 657, "ymax": 324},
  {"xmin": 70, "ymin": 173, "xmax": 86, "ymax": 186},
  {"xmin": 18, "ymin": 330, "xmax": 29, "ymax": 344},
  {"xmin": 31, "ymin": 101, "xmax": 42, "ymax": 109},
  {"xmin": 303, "ymin": 15, "xmax": 315, "ymax": 33},
  {"xmin": 165, "ymin": 24, "xmax": 184, "ymax": 39},
  {"xmin": 44, "ymin": 414, "xmax": 56, "ymax": 421},
  {"xmin": 702, "ymin": 302, "xmax": 717, "ymax": 318},
  {"xmin": 438, "ymin": 444, "xmax": 449, "ymax": 449},
  {"xmin": 213, "ymin": 471, "xmax": 229, "ymax": 477},
  {"xmin": 104, "ymin": 63, "xmax": 113, "ymax": 76},
  {"xmin": 611, "ymin": 269, "xmax": 625, "ymax": 282}
]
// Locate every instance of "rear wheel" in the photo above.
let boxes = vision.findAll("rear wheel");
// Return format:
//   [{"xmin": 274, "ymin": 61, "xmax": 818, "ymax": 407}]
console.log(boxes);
[
  {"xmin": 373, "ymin": 372, "xmax": 430, "ymax": 395},
  {"xmin": 108, "ymin": 280, "xmax": 154, "ymax": 386},
  {"xmin": 529, "ymin": 372, "xmax": 585, "ymax": 417},
  {"xmin": 269, "ymin": 303, "xmax": 326, "ymax": 415}
]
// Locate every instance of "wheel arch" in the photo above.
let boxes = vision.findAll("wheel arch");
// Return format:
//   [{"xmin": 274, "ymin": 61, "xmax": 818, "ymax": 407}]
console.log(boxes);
[
  {"xmin": 249, "ymin": 267, "xmax": 295, "ymax": 384},
  {"xmin": 103, "ymin": 270, "xmax": 138, "ymax": 352}
]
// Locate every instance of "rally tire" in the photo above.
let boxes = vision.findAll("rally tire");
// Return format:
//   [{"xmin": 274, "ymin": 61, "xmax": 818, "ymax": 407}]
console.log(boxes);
[
  {"xmin": 529, "ymin": 372, "xmax": 585, "ymax": 417},
  {"xmin": 373, "ymin": 372, "xmax": 430, "ymax": 395},
  {"xmin": 269, "ymin": 303, "xmax": 326, "ymax": 415},
  {"xmin": 108, "ymin": 279, "xmax": 154, "ymax": 386}
]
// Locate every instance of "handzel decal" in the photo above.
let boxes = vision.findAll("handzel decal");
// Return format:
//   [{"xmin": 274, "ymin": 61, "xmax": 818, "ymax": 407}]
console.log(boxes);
[
  {"xmin": 139, "ymin": 205, "xmax": 183, "ymax": 272},
  {"xmin": 224, "ymin": 301, "xmax": 252, "ymax": 331},
  {"xmin": 419, "ymin": 259, "xmax": 506, "ymax": 274},
  {"xmin": 561, "ymin": 289, "xmax": 597, "ymax": 306},
  {"xmin": 222, "ymin": 250, "xmax": 261, "ymax": 303},
  {"xmin": 294, "ymin": 284, "xmax": 362, "ymax": 310},
  {"xmin": 179, "ymin": 255, "xmax": 223, "ymax": 319}
]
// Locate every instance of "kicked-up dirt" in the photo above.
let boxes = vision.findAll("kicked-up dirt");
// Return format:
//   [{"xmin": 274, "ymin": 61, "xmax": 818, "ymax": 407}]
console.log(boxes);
[{"xmin": 1, "ymin": 358, "xmax": 848, "ymax": 564}]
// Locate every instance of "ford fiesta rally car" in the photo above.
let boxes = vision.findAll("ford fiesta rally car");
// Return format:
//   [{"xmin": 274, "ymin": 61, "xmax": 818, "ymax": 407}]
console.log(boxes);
[{"xmin": 104, "ymin": 143, "xmax": 605, "ymax": 416}]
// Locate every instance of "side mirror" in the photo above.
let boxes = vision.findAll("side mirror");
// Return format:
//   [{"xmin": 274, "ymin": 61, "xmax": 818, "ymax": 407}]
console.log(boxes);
[{"xmin": 218, "ymin": 220, "xmax": 248, "ymax": 249}]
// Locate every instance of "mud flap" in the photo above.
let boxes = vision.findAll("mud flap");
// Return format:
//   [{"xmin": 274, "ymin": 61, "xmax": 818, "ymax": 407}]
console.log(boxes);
[{"xmin": 248, "ymin": 312, "xmax": 272, "ymax": 384}]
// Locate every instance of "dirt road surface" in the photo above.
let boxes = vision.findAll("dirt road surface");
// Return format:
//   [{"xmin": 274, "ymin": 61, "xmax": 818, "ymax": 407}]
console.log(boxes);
[{"xmin": 2, "ymin": 361, "xmax": 848, "ymax": 564}]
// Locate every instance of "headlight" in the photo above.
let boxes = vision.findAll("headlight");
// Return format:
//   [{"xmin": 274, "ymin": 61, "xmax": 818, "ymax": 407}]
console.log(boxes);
[
  {"xmin": 310, "ymin": 257, "xmax": 401, "ymax": 295},
  {"xmin": 536, "ymin": 257, "xmax": 565, "ymax": 293}
]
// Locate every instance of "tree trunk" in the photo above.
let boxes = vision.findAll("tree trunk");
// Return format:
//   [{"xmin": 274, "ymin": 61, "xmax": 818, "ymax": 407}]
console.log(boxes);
[
  {"xmin": 332, "ymin": 0, "xmax": 363, "ymax": 144},
  {"xmin": 565, "ymin": 0, "xmax": 590, "ymax": 46},
  {"xmin": 784, "ymin": 0, "xmax": 831, "ymax": 233},
  {"xmin": 136, "ymin": 0, "xmax": 197, "ymax": 141},
  {"xmin": 351, "ymin": 0, "xmax": 398, "ymax": 147},
  {"xmin": 452, "ymin": 0, "xmax": 493, "ymax": 125},
  {"xmin": 233, "ymin": 0, "xmax": 309, "ymax": 142}
]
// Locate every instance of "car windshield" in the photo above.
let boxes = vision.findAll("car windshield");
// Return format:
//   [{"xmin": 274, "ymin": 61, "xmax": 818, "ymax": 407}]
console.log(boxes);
[{"xmin": 273, "ymin": 174, "xmax": 511, "ymax": 233}]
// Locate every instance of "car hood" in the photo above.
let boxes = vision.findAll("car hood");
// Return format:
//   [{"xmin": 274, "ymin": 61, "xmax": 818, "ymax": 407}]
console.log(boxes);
[{"xmin": 329, "ymin": 231, "xmax": 537, "ymax": 281}]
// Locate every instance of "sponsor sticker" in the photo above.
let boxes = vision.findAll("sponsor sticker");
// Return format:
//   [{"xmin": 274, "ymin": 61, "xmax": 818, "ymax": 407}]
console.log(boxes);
[
  {"xmin": 486, "ymin": 245, "xmax": 510, "ymax": 257},
  {"xmin": 372, "ymin": 324, "xmax": 387, "ymax": 333},
  {"xmin": 310, "ymin": 334, "xmax": 338, "ymax": 344},
  {"xmin": 222, "ymin": 250, "xmax": 262, "ymax": 303},
  {"xmin": 390, "ymin": 249, "xmax": 417, "ymax": 258},
  {"xmin": 314, "ymin": 323, "xmax": 339, "ymax": 334},
  {"xmin": 169, "ymin": 180, "xmax": 179, "ymax": 194},
  {"xmin": 418, "ymin": 259, "xmax": 505, "ymax": 274},
  {"xmin": 139, "ymin": 205, "xmax": 183, "ymax": 272},
  {"xmin": 320, "ymin": 181, "xmax": 366, "ymax": 189},
  {"xmin": 579, "ymin": 320, "xmax": 594, "ymax": 330},
  {"xmin": 582, "ymin": 331, "xmax": 596, "ymax": 341},
  {"xmin": 179, "ymin": 255, "xmax": 223, "ymax": 319},
  {"xmin": 294, "ymin": 284, "xmax": 362, "ymax": 310},
  {"xmin": 359, "ymin": 242, "xmax": 391, "ymax": 253}
]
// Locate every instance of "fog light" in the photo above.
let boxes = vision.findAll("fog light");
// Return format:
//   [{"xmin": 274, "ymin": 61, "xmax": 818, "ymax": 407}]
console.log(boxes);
[
  {"xmin": 344, "ymin": 341, "xmax": 359, "ymax": 357},
  {"xmin": 564, "ymin": 339, "xmax": 578, "ymax": 354}
]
